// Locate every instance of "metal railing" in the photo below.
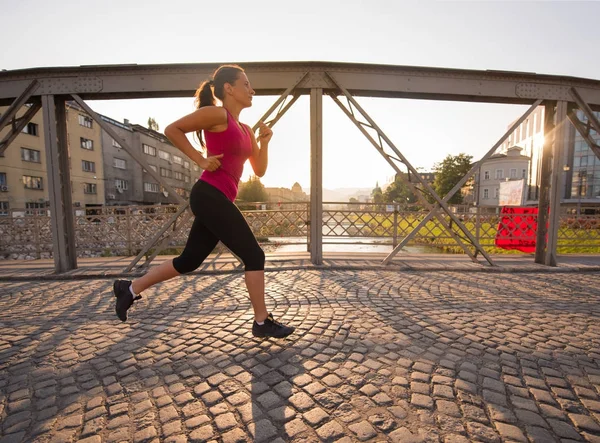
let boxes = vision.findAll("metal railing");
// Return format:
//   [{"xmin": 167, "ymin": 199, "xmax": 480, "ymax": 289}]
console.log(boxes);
[{"xmin": 1, "ymin": 202, "xmax": 599, "ymax": 258}]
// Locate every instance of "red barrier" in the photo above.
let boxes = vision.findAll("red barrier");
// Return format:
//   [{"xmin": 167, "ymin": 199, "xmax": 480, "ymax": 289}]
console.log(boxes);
[{"xmin": 495, "ymin": 207, "xmax": 538, "ymax": 252}]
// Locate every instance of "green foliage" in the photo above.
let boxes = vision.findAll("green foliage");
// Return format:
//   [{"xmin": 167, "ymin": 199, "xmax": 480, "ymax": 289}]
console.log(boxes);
[
  {"xmin": 147, "ymin": 117, "xmax": 159, "ymax": 131},
  {"xmin": 432, "ymin": 153, "xmax": 473, "ymax": 204},
  {"xmin": 237, "ymin": 175, "xmax": 269, "ymax": 203},
  {"xmin": 383, "ymin": 173, "xmax": 419, "ymax": 205}
]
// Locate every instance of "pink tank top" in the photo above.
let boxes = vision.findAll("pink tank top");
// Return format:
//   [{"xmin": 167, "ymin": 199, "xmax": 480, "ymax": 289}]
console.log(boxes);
[{"xmin": 200, "ymin": 109, "xmax": 253, "ymax": 201}]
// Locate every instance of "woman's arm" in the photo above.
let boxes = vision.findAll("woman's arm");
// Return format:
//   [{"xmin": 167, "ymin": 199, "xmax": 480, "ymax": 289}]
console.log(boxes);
[
  {"xmin": 164, "ymin": 106, "xmax": 227, "ymax": 171},
  {"xmin": 247, "ymin": 122, "xmax": 272, "ymax": 177}
]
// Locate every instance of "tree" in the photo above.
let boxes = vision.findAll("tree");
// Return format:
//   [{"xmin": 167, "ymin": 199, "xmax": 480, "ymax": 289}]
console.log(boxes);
[
  {"xmin": 432, "ymin": 153, "xmax": 473, "ymax": 204},
  {"xmin": 371, "ymin": 182, "xmax": 384, "ymax": 204},
  {"xmin": 383, "ymin": 173, "xmax": 419, "ymax": 205},
  {"xmin": 237, "ymin": 175, "xmax": 268, "ymax": 203},
  {"xmin": 147, "ymin": 117, "xmax": 159, "ymax": 132}
]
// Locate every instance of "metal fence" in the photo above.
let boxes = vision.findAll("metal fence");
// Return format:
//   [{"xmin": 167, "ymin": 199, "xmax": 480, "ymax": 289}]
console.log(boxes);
[{"xmin": 1, "ymin": 202, "xmax": 599, "ymax": 258}]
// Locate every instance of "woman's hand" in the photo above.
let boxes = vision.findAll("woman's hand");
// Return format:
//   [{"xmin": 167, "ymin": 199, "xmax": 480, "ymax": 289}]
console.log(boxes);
[
  {"xmin": 199, "ymin": 153, "xmax": 223, "ymax": 171},
  {"xmin": 257, "ymin": 122, "xmax": 273, "ymax": 144}
]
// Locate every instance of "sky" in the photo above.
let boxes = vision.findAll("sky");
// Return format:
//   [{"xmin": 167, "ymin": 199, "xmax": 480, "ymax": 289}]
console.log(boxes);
[{"xmin": 2, "ymin": 0, "xmax": 599, "ymax": 190}]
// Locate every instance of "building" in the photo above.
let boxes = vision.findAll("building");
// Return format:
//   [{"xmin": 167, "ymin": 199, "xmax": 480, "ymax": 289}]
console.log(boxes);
[
  {"xmin": 565, "ymin": 109, "xmax": 600, "ymax": 211},
  {"xmin": 265, "ymin": 182, "xmax": 307, "ymax": 203},
  {"xmin": 0, "ymin": 102, "xmax": 104, "ymax": 215},
  {"xmin": 67, "ymin": 102, "xmax": 105, "ymax": 209},
  {"xmin": 101, "ymin": 118, "xmax": 198, "ymax": 205},
  {"xmin": 500, "ymin": 106, "xmax": 600, "ymax": 209},
  {"xmin": 475, "ymin": 146, "xmax": 529, "ymax": 207},
  {"xmin": 1, "ymin": 103, "xmax": 199, "ymax": 215}
]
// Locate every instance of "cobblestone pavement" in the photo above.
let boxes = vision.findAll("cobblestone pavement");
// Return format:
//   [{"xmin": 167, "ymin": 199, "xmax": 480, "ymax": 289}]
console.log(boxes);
[{"xmin": 1, "ymin": 270, "xmax": 600, "ymax": 443}]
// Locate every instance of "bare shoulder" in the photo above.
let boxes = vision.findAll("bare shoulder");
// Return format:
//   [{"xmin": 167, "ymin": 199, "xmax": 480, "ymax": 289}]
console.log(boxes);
[
  {"xmin": 197, "ymin": 106, "xmax": 227, "ymax": 123},
  {"xmin": 167, "ymin": 106, "xmax": 227, "ymax": 133}
]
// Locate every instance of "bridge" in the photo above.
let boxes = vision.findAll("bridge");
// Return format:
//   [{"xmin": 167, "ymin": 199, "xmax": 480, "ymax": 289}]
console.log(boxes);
[{"xmin": 1, "ymin": 61, "xmax": 600, "ymax": 273}]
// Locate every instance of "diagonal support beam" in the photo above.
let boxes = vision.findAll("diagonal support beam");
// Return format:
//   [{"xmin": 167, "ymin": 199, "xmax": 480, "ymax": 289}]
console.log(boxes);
[
  {"xmin": 251, "ymin": 72, "xmax": 308, "ymax": 132},
  {"xmin": 569, "ymin": 88, "xmax": 600, "ymax": 137},
  {"xmin": 0, "ymin": 101, "xmax": 42, "ymax": 156},
  {"xmin": 567, "ymin": 109, "xmax": 600, "ymax": 159},
  {"xmin": 124, "ymin": 204, "xmax": 189, "ymax": 272},
  {"xmin": 329, "ymin": 93, "xmax": 478, "ymax": 262},
  {"xmin": 325, "ymin": 71, "xmax": 497, "ymax": 266},
  {"xmin": 567, "ymin": 90, "xmax": 600, "ymax": 161},
  {"xmin": 141, "ymin": 211, "xmax": 194, "ymax": 268},
  {"xmin": 0, "ymin": 80, "xmax": 39, "ymax": 134}
]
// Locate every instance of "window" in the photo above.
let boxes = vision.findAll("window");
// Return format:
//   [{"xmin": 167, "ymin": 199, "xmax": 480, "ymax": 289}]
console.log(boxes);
[
  {"xmin": 173, "ymin": 155, "xmax": 183, "ymax": 165},
  {"xmin": 143, "ymin": 144, "xmax": 156, "ymax": 156},
  {"xmin": 184, "ymin": 175, "xmax": 190, "ymax": 183},
  {"xmin": 80, "ymin": 138, "xmax": 93, "ymax": 150},
  {"xmin": 160, "ymin": 167, "xmax": 172, "ymax": 178},
  {"xmin": 0, "ymin": 172, "xmax": 6, "ymax": 186},
  {"xmin": 82, "ymin": 160, "xmax": 96, "ymax": 172},
  {"xmin": 112, "ymin": 139, "xmax": 122, "ymax": 148},
  {"xmin": 159, "ymin": 150, "xmax": 171, "ymax": 161},
  {"xmin": 113, "ymin": 158, "xmax": 127, "ymax": 169},
  {"xmin": 174, "ymin": 171, "xmax": 184, "ymax": 181},
  {"xmin": 484, "ymin": 171, "xmax": 490, "ymax": 180},
  {"xmin": 23, "ymin": 175, "xmax": 43, "ymax": 189},
  {"xmin": 522, "ymin": 169, "xmax": 527, "ymax": 178},
  {"xmin": 22, "ymin": 122, "xmax": 38, "ymax": 136},
  {"xmin": 21, "ymin": 147, "xmax": 41, "ymax": 163},
  {"xmin": 495, "ymin": 169, "xmax": 504, "ymax": 180},
  {"xmin": 0, "ymin": 201, "xmax": 8, "ymax": 216},
  {"xmin": 483, "ymin": 189, "xmax": 489, "ymax": 199},
  {"xmin": 494, "ymin": 188, "xmax": 499, "ymax": 199},
  {"xmin": 184, "ymin": 161, "xmax": 190, "ymax": 169},
  {"xmin": 83, "ymin": 183, "xmax": 97, "ymax": 194},
  {"xmin": 115, "ymin": 179, "xmax": 128, "ymax": 190},
  {"xmin": 510, "ymin": 168, "xmax": 517, "ymax": 179},
  {"xmin": 148, "ymin": 165, "xmax": 157, "ymax": 172},
  {"xmin": 193, "ymin": 164, "xmax": 199, "ymax": 172},
  {"xmin": 79, "ymin": 114, "xmax": 93, "ymax": 128},
  {"xmin": 25, "ymin": 202, "xmax": 45, "ymax": 215},
  {"xmin": 144, "ymin": 182, "xmax": 159, "ymax": 193}
]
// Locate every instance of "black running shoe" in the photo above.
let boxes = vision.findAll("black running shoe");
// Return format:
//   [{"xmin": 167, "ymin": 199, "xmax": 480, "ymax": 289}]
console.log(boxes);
[
  {"xmin": 114, "ymin": 279, "xmax": 141, "ymax": 322},
  {"xmin": 252, "ymin": 313, "xmax": 295, "ymax": 338}
]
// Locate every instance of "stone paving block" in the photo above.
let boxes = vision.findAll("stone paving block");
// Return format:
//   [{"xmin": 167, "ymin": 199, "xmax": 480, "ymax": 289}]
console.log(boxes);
[{"xmin": 2, "ymin": 271, "xmax": 600, "ymax": 443}]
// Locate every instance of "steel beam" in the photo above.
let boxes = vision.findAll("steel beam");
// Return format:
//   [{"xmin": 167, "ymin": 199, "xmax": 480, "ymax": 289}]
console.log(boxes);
[
  {"xmin": 567, "ymin": 106, "xmax": 600, "ymax": 160},
  {"xmin": 124, "ymin": 204, "xmax": 189, "ymax": 272},
  {"xmin": 42, "ymin": 95, "xmax": 77, "ymax": 273},
  {"xmin": 569, "ymin": 87, "xmax": 600, "ymax": 134},
  {"xmin": 545, "ymin": 101, "xmax": 568, "ymax": 266},
  {"xmin": 251, "ymin": 72, "xmax": 307, "ymax": 131},
  {"xmin": 2, "ymin": 63, "xmax": 600, "ymax": 107},
  {"xmin": 0, "ymin": 80, "xmax": 39, "ymax": 133},
  {"xmin": 569, "ymin": 88, "xmax": 600, "ymax": 160},
  {"xmin": 310, "ymin": 88, "xmax": 323, "ymax": 265},
  {"xmin": 326, "ymin": 72, "xmax": 496, "ymax": 266},
  {"xmin": 535, "ymin": 102, "xmax": 556, "ymax": 263},
  {"xmin": 0, "ymin": 101, "xmax": 42, "ymax": 156}
]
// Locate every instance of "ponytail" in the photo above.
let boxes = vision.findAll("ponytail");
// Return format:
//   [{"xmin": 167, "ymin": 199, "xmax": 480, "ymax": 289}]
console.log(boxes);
[
  {"xmin": 194, "ymin": 80, "xmax": 215, "ymax": 148},
  {"xmin": 193, "ymin": 64, "xmax": 245, "ymax": 149}
]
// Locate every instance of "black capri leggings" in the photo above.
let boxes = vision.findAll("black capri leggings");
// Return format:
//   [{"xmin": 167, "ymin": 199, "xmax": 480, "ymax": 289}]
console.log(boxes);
[{"xmin": 172, "ymin": 180, "xmax": 265, "ymax": 274}]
